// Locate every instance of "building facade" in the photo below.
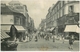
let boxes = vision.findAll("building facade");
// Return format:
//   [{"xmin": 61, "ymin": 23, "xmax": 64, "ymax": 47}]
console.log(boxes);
[
  {"xmin": 28, "ymin": 17, "xmax": 35, "ymax": 34},
  {"xmin": 1, "ymin": 4, "xmax": 25, "ymax": 41},
  {"xmin": 46, "ymin": 1, "xmax": 79, "ymax": 36},
  {"xmin": 39, "ymin": 19, "xmax": 46, "ymax": 32},
  {"xmin": 1, "ymin": 0, "xmax": 34, "ymax": 41}
]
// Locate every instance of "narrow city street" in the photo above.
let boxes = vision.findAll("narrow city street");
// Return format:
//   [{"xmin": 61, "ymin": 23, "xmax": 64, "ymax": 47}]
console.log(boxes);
[
  {"xmin": 17, "ymin": 39, "xmax": 79, "ymax": 51},
  {"xmin": 1, "ymin": 0, "xmax": 80, "ymax": 51}
]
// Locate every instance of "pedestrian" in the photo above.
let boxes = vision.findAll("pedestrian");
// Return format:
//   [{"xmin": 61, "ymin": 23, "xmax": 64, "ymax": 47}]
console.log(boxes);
[
  {"xmin": 47, "ymin": 34, "xmax": 49, "ymax": 41},
  {"xmin": 33, "ymin": 31, "xmax": 37, "ymax": 42},
  {"xmin": 38, "ymin": 32, "xmax": 40, "ymax": 39},
  {"xmin": 53, "ymin": 35, "xmax": 55, "ymax": 42},
  {"xmin": 69, "ymin": 35, "xmax": 74, "ymax": 49},
  {"xmin": 27, "ymin": 34, "xmax": 29, "ymax": 42},
  {"xmin": 62, "ymin": 35, "xmax": 64, "ymax": 43},
  {"xmin": 35, "ymin": 36, "xmax": 38, "ymax": 42}
]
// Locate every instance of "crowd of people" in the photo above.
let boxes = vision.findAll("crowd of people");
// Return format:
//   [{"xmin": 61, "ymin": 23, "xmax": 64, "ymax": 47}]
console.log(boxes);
[
  {"xmin": 1, "ymin": 30, "xmax": 75, "ymax": 51},
  {"xmin": 29, "ymin": 31, "xmax": 75, "ymax": 50}
]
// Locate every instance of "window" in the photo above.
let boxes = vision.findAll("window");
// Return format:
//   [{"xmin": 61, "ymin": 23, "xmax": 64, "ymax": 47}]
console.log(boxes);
[
  {"xmin": 62, "ymin": 1, "xmax": 65, "ymax": 6},
  {"xmin": 59, "ymin": 11, "xmax": 61, "ymax": 17},
  {"xmin": 55, "ymin": 8, "xmax": 56, "ymax": 13},
  {"xmin": 57, "ymin": 6, "xmax": 58, "ymax": 11},
  {"xmin": 52, "ymin": 10, "xmax": 54, "ymax": 15},
  {"xmin": 69, "ymin": 5, "xmax": 74, "ymax": 13},
  {"xmin": 53, "ymin": 16, "xmax": 54, "ymax": 21},
  {"xmin": 15, "ymin": 16, "xmax": 20, "ymax": 25},
  {"xmin": 59, "ymin": 3, "xmax": 61, "ymax": 9},
  {"xmin": 1, "ymin": 3, "xmax": 6, "ymax": 7},
  {"xmin": 58, "ymin": 13, "xmax": 59, "ymax": 18},
  {"xmin": 16, "ymin": 6, "xmax": 23, "ymax": 9},
  {"xmin": 62, "ymin": 8, "xmax": 64, "ymax": 15},
  {"xmin": 55, "ymin": 14, "xmax": 57, "ymax": 19},
  {"xmin": 54, "ymin": 15, "xmax": 55, "ymax": 20},
  {"xmin": 60, "ymin": 11, "xmax": 62, "ymax": 17}
]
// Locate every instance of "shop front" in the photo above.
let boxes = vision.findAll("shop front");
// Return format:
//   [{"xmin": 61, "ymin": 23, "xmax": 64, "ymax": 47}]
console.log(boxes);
[
  {"xmin": 64, "ymin": 25, "xmax": 79, "ymax": 40},
  {"xmin": 1, "ymin": 25, "xmax": 25, "ymax": 42}
]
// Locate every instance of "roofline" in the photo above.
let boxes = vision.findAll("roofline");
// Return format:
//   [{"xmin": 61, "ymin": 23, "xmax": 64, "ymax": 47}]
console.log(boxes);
[{"xmin": 52, "ymin": 1, "xmax": 60, "ymax": 11}]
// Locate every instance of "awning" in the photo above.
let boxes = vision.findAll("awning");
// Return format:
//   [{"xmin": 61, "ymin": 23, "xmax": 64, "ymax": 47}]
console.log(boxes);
[
  {"xmin": 64, "ymin": 25, "xmax": 77, "ymax": 32},
  {"xmin": 1, "ymin": 25, "xmax": 25, "ymax": 32},
  {"xmin": 1, "ymin": 29, "xmax": 10, "ymax": 39},
  {"xmin": 1, "ymin": 26, "xmax": 11, "ymax": 32},
  {"xmin": 15, "ymin": 26, "xmax": 25, "ymax": 32},
  {"xmin": 76, "ymin": 27, "xmax": 80, "ymax": 33}
]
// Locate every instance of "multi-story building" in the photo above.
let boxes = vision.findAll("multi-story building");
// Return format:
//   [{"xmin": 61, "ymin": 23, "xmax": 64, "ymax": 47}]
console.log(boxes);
[
  {"xmin": 8, "ymin": 0, "xmax": 29, "ymax": 29},
  {"xmin": 39, "ymin": 19, "xmax": 46, "ymax": 32},
  {"xmin": 28, "ymin": 17, "xmax": 35, "ymax": 34},
  {"xmin": 1, "ymin": 0, "xmax": 32, "ymax": 41},
  {"xmin": 1, "ymin": 4, "xmax": 25, "ymax": 41},
  {"xmin": 46, "ymin": 1, "xmax": 79, "ymax": 36},
  {"xmin": 30, "ymin": 18, "xmax": 35, "ymax": 33}
]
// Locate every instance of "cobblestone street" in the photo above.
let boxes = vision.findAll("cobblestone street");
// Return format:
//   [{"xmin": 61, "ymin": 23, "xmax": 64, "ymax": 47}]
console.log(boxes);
[{"xmin": 17, "ymin": 39, "xmax": 79, "ymax": 51}]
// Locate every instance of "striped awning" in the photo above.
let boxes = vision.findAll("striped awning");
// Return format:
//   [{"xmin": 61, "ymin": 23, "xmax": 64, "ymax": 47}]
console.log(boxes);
[{"xmin": 1, "ymin": 30, "xmax": 10, "ymax": 39}]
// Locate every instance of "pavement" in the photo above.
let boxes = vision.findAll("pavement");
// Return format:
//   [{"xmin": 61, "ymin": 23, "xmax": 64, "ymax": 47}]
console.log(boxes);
[{"xmin": 17, "ymin": 38, "xmax": 79, "ymax": 51}]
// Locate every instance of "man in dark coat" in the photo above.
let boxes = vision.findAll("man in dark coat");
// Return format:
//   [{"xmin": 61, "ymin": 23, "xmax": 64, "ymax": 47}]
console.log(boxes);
[{"xmin": 69, "ymin": 34, "xmax": 74, "ymax": 49}]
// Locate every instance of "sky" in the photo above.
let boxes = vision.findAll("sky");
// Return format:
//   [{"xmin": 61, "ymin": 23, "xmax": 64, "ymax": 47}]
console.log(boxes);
[{"xmin": 1, "ymin": 0, "xmax": 58, "ymax": 29}]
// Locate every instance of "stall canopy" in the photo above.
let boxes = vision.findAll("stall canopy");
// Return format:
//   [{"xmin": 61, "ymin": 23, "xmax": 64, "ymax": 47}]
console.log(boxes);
[
  {"xmin": 1, "ymin": 25, "xmax": 25, "ymax": 32},
  {"xmin": 1, "ymin": 29, "xmax": 10, "ymax": 39},
  {"xmin": 64, "ymin": 25, "xmax": 77, "ymax": 32},
  {"xmin": 64, "ymin": 25, "xmax": 80, "ymax": 33}
]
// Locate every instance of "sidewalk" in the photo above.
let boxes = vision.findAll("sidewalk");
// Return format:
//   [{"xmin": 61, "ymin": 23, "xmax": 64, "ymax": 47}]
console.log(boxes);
[
  {"xmin": 49, "ymin": 38, "xmax": 79, "ymax": 43},
  {"xmin": 64, "ymin": 39, "xmax": 79, "ymax": 42}
]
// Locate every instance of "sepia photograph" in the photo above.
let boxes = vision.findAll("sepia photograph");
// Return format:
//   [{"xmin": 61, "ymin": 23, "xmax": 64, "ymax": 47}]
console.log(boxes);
[{"xmin": 0, "ymin": 0, "xmax": 80, "ymax": 51}]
